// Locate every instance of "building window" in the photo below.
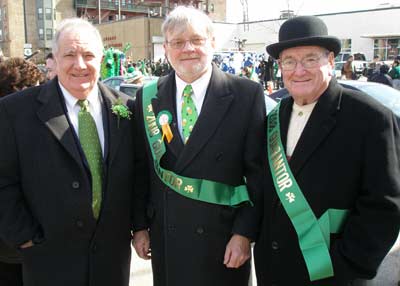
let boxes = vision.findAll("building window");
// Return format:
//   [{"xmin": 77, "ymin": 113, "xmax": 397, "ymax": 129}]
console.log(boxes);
[
  {"xmin": 0, "ymin": 29, "xmax": 2, "ymax": 41},
  {"xmin": 38, "ymin": 8, "xmax": 43, "ymax": 20},
  {"xmin": 45, "ymin": 8, "xmax": 52, "ymax": 20},
  {"xmin": 39, "ymin": 28, "xmax": 44, "ymax": 40},
  {"xmin": 374, "ymin": 38, "xmax": 400, "ymax": 61},
  {"xmin": 54, "ymin": 9, "xmax": 56, "ymax": 20},
  {"xmin": 46, "ymin": 28, "xmax": 52, "ymax": 40},
  {"xmin": 340, "ymin": 39, "xmax": 351, "ymax": 53}
]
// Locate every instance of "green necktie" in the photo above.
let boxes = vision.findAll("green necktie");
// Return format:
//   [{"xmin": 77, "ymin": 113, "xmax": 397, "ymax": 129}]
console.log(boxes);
[
  {"xmin": 78, "ymin": 99, "xmax": 103, "ymax": 219},
  {"xmin": 181, "ymin": 85, "xmax": 198, "ymax": 144}
]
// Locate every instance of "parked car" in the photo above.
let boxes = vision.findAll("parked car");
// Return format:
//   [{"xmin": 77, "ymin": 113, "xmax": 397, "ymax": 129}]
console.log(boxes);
[
  {"xmin": 335, "ymin": 52, "xmax": 368, "ymax": 77},
  {"xmin": 333, "ymin": 61, "xmax": 346, "ymax": 78},
  {"xmin": 264, "ymin": 93, "xmax": 278, "ymax": 114},
  {"xmin": 268, "ymin": 80, "xmax": 400, "ymax": 119},
  {"xmin": 102, "ymin": 75, "xmax": 158, "ymax": 98}
]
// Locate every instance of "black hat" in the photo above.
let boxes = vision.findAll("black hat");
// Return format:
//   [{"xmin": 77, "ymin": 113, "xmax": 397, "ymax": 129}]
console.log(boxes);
[{"xmin": 266, "ymin": 16, "xmax": 341, "ymax": 59}]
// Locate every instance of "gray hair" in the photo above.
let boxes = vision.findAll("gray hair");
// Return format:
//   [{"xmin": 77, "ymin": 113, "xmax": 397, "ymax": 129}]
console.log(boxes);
[
  {"xmin": 52, "ymin": 18, "xmax": 103, "ymax": 55},
  {"xmin": 162, "ymin": 6, "xmax": 214, "ymax": 41}
]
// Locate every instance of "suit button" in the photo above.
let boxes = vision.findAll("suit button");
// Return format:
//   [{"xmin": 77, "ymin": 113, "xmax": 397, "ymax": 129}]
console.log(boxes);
[
  {"xmin": 271, "ymin": 241, "xmax": 279, "ymax": 250},
  {"xmin": 76, "ymin": 220, "xmax": 84, "ymax": 228},
  {"xmin": 215, "ymin": 152, "xmax": 223, "ymax": 161},
  {"xmin": 72, "ymin": 181, "xmax": 80, "ymax": 189},
  {"xmin": 196, "ymin": 227, "xmax": 204, "ymax": 234},
  {"xmin": 168, "ymin": 225, "xmax": 176, "ymax": 233}
]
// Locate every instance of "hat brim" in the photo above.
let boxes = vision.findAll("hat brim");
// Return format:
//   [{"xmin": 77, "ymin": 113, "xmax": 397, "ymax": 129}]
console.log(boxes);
[{"xmin": 267, "ymin": 36, "xmax": 341, "ymax": 59}]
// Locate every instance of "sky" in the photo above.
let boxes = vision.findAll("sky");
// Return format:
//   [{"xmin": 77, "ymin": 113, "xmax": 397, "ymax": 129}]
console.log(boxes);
[{"xmin": 226, "ymin": 0, "xmax": 400, "ymax": 22}]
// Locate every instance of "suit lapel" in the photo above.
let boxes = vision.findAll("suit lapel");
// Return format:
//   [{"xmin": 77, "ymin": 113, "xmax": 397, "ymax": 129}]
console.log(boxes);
[
  {"xmin": 99, "ymin": 82, "xmax": 128, "ymax": 167},
  {"xmin": 152, "ymin": 73, "xmax": 184, "ymax": 159},
  {"xmin": 175, "ymin": 66, "xmax": 234, "ymax": 173},
  {"xmin": 288, "ymin": 80, "xmax": 342, "ymax": 175},
  {"xmin": 36, "ymin": 79, "xmax": 83, "ymax": 167}
]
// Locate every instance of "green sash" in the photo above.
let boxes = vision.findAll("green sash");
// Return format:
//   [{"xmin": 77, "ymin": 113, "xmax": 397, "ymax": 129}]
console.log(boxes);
[
  {"xmin": 267, "ymin": 102, "xmax": 349, "ymax": 281},
  {"xmin": 141, "ymin": 80, "xmax": 251, "ymax": 207}
]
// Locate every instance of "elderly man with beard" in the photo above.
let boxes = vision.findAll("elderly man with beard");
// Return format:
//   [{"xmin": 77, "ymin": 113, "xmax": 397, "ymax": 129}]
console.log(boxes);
[{"xmin": 132, "ymin": 5, "xmax": 266, "ymax": 286}]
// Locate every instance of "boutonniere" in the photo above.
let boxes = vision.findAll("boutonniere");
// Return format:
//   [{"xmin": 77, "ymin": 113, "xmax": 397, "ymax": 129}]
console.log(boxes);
[{"xmin": 111, "ymin": 99, "xmax": 132, "ymax": 128}]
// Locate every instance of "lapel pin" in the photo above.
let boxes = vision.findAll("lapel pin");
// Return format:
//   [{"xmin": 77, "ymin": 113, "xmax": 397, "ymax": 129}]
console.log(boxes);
[{"xmin": 157, "ymin": 110, "xmax": 173, "ymax": 143}]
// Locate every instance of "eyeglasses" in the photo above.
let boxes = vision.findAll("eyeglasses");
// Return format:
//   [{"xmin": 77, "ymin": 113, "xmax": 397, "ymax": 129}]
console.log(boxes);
[
  {"xmin": 279, "ymin": 54, "xmax": 328, "ymax": 71},
  {"xmin": 166, "ymin": 37, "xmax": 208, "ymax": 50}
]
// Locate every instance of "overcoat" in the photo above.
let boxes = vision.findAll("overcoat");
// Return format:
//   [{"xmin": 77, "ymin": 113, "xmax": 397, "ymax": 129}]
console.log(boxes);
[
  {"xmin": 254, "ymin": 79, "xmax": 400, "ymax": 286},
  {"xmin": 0, "ymin": 78, "xmax": 139, "ymax": 286},
  {"xmin": 134, "ymin": 65, "xmax": 267, "ymax": 286}
]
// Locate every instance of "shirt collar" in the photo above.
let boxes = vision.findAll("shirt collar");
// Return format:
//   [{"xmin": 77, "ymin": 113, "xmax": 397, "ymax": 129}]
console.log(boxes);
[
  {"xmin": 175, "ymin": 65, "xmax": 213, "ymax": 102},
  {"xmin": 59, "ymin": 81, "xmax": 100, "ymax": 112}
]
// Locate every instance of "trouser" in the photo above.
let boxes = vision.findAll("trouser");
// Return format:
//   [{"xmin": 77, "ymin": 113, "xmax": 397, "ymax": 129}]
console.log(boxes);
[{"xmin": 0, "ymin": 261, "xmax": 23, "ymax": 286}]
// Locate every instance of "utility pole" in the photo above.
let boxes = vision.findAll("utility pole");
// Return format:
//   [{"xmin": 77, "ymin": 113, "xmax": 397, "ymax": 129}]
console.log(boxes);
[
  {"xmin": 239, "ymin": 0, "xmax": 249, "ymax": 31},
  {"xmin": 118, "ymin": 0, "xmax": 121, "ymax": 20},
  {"xmin": 98, "ymin": 0, "xmax": 101, "ymax": 24}
]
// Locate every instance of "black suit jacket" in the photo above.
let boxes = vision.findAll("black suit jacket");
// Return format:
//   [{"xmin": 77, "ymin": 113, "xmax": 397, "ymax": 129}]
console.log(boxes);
[
  {"xmin": 254, "ymin": 78, "xmax": 400, "ymax": 285},
  {"xmin": 0, "ymin": 78, "xmax": 138, "ymax": 286},
  {"xmin": 134, "ymin": 65, "xmax": 267, "ymax": 286}
]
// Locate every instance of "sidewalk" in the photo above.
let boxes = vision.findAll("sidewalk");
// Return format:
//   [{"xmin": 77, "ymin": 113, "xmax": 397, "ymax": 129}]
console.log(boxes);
[{"xmin": 129, "ymin": 246, "xmax": 258, "ymax": 286}]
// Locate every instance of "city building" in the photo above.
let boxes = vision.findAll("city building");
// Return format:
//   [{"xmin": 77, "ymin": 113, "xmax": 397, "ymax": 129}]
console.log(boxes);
[
  {"xmin": 0, "ymin": 0, "xmax": 225, "ymax": 60},
  {"xmin": 0, "ymin": 0, "xmax": 76, "ymax": 60},
  {"xmin": 0, "ymin": 2, "xmax": 398, "ymax": 62}
]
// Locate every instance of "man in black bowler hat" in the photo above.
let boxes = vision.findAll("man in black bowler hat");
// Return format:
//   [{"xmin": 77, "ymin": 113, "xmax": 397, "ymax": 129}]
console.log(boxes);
[{"xmin": 254, "ymin": 15, "xmax": 400, "ymax": 285}]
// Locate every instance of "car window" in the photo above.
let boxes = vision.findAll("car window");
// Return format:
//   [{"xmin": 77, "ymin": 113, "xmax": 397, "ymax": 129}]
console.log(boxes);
[{"xmin": 120, "ymin": 85, "xmax": 139, "ymax": 98}]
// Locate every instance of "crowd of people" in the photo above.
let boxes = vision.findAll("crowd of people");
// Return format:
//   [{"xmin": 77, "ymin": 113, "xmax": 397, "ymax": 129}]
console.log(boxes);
[{"xmin": 0, "ymin": 6, "xmax": 399, "ymax": 286}]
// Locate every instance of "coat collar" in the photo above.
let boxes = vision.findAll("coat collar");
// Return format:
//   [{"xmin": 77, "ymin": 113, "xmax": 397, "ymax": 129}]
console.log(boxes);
[
  {"xmin": 280, "ymin": 78, "xmax": 343, "ymax": 175},
  {"xmin": 36, "ymin": 78, "xmax": 129, "ymax": 169},
  {"xmin": 151, "ymin": 64, "xmax": 234, "ymax": 172},
  {"xmin": 175, "ymin": 64, "xmax": 234, "ymax": 172},
  {"xmin": 36, "ymin": 78, "xmax": 83, "ymax": 168}
]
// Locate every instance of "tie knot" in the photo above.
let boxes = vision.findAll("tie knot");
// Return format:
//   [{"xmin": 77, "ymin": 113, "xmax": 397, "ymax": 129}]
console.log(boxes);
[
  {"xmin": 78, "ymin": 99, "xmax": 89, "ymax": 112},
  {"xmin": 183, "ymin": 85, "xmax": 193, "ymax": 97}
]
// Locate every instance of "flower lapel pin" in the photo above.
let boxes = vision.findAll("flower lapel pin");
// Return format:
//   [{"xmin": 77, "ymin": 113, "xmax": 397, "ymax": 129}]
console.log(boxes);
[{"xmin": 111, "ymin": 99, "xmax": 132, "ymax": 128}]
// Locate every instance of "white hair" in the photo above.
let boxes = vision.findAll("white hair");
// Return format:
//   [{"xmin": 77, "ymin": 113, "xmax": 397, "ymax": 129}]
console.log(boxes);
[
  {"xmin": 162, "ymin": 6, "xmax": 214, "ymax": 41},
  {"xmin": 52, "ymin": 18, "xmax": 103, "ymax": 55}
]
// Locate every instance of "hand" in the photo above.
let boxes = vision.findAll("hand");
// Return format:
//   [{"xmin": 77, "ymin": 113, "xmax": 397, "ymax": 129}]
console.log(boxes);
[
  {"xmin": 223, "ymin": 234, "xmax": 251, "ymax": 268},
  {"xmin": 132, "ymin": 230, "xmax": 151, "ymax": 260},
  {"xmin": 20, "ymin": 240, "xmax": 34, "ymax": 249}
]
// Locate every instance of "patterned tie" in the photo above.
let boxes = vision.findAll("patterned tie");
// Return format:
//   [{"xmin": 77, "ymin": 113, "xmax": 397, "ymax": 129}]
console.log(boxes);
[
  {"xmin": 181, "ymin": 85, "xmax": 198, "ymax": 144},
  {"xmin": 78, "ymin": 99, "xmax": 103, "ymax": 219}
]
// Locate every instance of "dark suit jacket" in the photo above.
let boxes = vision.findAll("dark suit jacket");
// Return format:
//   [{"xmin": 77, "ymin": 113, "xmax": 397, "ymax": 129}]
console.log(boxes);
[
  {"xmin": 254, "ymin": 78, "xmax": 400, "ymax": 286},
  {"xmin": 134, "ymin": 65, "xmax": 267, "ymax": 286},
  {"xmin": 0, "ymin": 78, "xmax": 139, "ymax": 286}
]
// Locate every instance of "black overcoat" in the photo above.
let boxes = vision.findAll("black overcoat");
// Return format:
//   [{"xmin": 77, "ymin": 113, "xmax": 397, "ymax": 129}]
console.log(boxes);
[
  {"xmin": 0, "ymin": 78, "xmax": 139, "ymax": 286},
  {"xmin": 134, "ymin": 65, "xmax": 267, "ymax": 286},
  {"xmin": 254, "ymin": 79, "xmax": 400, "ymax": 285}
]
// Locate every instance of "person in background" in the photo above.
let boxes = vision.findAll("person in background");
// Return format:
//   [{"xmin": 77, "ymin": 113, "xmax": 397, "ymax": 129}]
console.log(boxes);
[
  {"xmin": 388, "ymin": 60, "xmax": 400, "ymax": 90},
  {"xmin": 368, "ymin": 64, "xmax": 393, "ymax": 87},
  {"xmin": 0, "ymin": 57, "xmax": 44, "ymax": 286},
  {"xmin": 255, "ymin": 15, "xmax": 400, "ymax": 285},
  {"xmin": 342, "ymin": 55, "xmax": 356, "ymax": 80},
  {"xmin": 45, "ymin": 52, "xmax": 57, "ymax": 80},
  {"xmin": 132, "ymin": 5, "xmax": 266, "ymax": 286}
]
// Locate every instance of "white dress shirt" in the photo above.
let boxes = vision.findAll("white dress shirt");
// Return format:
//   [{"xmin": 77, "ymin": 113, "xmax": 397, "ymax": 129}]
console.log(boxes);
[
  {"xmin": 59, "ymin": 82, "xmax": 105, "ymax": 156},
  {"xmin": 286, "ymin": 101, "xmax": 317, "ymax": 157},
  {"xmin": 175, "ymin": 66, "xmax": 213, "ymax": 139}
]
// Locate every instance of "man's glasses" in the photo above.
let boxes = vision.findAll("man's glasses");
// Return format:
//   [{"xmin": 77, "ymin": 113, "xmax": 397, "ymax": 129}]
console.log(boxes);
[
  {"xmin": 279, "ymin": 54, "xmax": 328, "ymax": 71},
  {"xmin": 166, "ymin": 38, "xmax": 208, "ymax": 50}
]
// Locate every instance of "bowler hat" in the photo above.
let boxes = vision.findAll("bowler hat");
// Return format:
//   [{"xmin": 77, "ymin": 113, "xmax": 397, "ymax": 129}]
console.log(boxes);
[{"xmin": 266, "ymin": 16, "xmax": 341, "ymax": 59}]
